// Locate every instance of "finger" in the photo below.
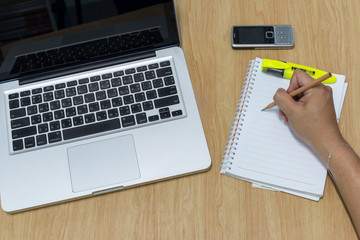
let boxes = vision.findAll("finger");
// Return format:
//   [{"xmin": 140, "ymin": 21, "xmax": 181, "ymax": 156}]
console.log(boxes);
[
  {"xmin": 287, "ymin": 69, "xmax": 315, "ymax": 93},
  {"xmin": 273, "ymin": 88, "xmax": 298, "ymax": 118}
]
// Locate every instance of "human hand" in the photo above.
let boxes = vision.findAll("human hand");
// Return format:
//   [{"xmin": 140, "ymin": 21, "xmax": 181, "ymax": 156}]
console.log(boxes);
[{"xmin": 273, "ymin": 69, "xmax": 344, "ymax": 160}]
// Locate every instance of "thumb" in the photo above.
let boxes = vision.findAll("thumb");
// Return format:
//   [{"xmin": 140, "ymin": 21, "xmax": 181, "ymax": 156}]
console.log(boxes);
[{"xmin": 273, "ymin": 88, "xmax": 298, "ymax": 117}]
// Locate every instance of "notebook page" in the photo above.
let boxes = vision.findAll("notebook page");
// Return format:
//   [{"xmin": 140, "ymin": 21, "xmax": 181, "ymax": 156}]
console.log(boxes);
[{"xmin": 224, "ymin": 58, "xmax": 347, "ymax": 197}]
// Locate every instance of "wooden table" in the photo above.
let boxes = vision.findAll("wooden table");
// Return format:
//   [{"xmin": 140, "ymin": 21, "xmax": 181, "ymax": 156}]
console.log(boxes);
[{"xmin": 1, "ymin": 0, "xmax": 359, "ymax": 239}]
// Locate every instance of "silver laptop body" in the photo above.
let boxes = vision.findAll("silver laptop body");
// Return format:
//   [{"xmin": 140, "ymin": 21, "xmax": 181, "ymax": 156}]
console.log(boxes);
[{"xmin": 0, "ymin": 1, "xmax": 211, "ymax": 213}]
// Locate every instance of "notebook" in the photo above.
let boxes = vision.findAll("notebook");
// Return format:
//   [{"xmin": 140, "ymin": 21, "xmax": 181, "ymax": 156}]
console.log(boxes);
[
  {"xmin": 0, "ymin": 0, "xmax": 211, "ymax": 213},
  {"xmin": 220, "ymin": 58, "xmax": 347, "ymax": 201}
]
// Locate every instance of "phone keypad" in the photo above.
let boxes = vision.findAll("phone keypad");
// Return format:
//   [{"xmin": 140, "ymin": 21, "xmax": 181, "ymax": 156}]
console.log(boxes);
[{"xmin": 275, "ymin": 26, "xmax": 292, "ymax": 44}]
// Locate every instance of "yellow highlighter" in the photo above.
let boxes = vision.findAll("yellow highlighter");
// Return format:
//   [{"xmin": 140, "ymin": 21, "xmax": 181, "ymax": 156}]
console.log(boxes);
[{"xmin": 261, "ymin": 59, "xmax": 337, "ymax": 84}]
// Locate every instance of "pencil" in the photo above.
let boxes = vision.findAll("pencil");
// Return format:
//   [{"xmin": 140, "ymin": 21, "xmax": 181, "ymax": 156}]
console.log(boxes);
[{"xmin": 261, "ymin": 72, "xmax": 332, "ymax": 111}]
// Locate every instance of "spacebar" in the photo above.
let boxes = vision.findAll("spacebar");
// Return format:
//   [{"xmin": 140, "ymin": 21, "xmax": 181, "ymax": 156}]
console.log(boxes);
[{"xmin": 63, "ymin": 119, "xmax": 121, "ymax": 140}]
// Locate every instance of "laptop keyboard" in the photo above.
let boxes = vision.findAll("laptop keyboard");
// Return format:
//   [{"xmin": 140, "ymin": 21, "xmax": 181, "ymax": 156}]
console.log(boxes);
[
  {"xmin": 10, "ymin": 28, "xmax": 163, "ymax": 75},
  {"xmin": 6, "ymin": 59, "xmax": 185, "ymax": 153}
]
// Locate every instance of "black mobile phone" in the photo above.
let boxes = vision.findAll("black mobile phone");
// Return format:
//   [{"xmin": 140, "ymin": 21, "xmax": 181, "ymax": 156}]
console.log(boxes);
[{"xmin": 231, "ymin": 25, "xmax": 294, "ymax": 49}]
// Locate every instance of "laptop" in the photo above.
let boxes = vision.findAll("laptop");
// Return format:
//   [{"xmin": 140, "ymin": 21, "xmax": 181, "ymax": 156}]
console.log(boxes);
[{"xmin": 0, "ymin": 0, "xmax": 211, "ymax": 213}]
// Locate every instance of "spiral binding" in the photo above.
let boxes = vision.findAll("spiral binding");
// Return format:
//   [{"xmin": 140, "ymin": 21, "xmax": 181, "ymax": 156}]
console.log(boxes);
[{"xmin": 220, "ymin": 60, "xmax": 260, "ymax": 173}]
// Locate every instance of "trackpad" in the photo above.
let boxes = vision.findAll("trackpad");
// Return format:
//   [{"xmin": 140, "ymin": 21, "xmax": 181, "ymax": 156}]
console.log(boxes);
[{"xmin": 67, "ymin": 135, "xmax": 141, "ymax": 192}]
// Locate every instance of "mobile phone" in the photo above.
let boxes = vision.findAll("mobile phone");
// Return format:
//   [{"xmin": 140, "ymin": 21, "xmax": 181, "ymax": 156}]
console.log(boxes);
[{"xmin": 231, "ymin": 25, "xmax": 294, "ymax": 49}]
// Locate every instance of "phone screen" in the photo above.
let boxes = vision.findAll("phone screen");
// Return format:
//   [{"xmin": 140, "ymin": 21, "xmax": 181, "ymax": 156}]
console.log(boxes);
[{"xmin": 233, "ymin": 26, "xmax": 275, "ymax": 44}]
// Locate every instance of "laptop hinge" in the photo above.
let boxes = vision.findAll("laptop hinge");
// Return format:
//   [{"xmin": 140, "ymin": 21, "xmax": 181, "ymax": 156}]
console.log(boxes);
[{"xmin": 18, "ymin": 51, "xmax": 156, "ymax": 85}]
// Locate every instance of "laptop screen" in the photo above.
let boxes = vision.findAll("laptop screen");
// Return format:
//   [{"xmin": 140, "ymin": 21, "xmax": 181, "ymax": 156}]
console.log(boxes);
[{"xmin": 0, "ymin": 0, "xmax": 180, "ymax": 82}]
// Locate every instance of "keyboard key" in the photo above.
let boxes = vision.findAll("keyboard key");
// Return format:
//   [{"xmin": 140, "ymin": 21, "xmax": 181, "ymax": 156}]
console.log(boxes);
[
  {"xmin": 31, "ymin": 88, "xmax": 42, "ymax": 94},
  {"xmin": 135, "ymin": 92, "xmax": 146, "ymax": 102},
  {"xmin": 119, "ymin": 106, "xmax": 130, "ymax": 115},
  {"xmin": 89, "ymin": 82, "xmax": 99, "ymax": 92},
  {"xmin": 153, "ymin": 79, "xmax": 163, "ymax": 88},
  {"xmin": 31, "ymin": 115, "xmax": 42, "ymax": 124},
  {"xmin": 131, "ymin": 103, "xmax": 142, "ymax": 113},
  {"xmin": 159, "ymin": 107, "xmax": 171, "ymax": 119},
  {"xmin": 102, "ymin": 73, "xmax": 112, "ymax": 79},
  {"xmin": 85, "ymin": 113, "xmax": 96, "ymax": 123},
  {"xmin": 66, "ymin": 87, "xmax": 77, "ymax": 97},
  {"xmin": 112, "ymin": 97, "xmax": 123, "ymax": 107},
  {"xmin": 55, "ymin": 83, "xmax": 66, "ymax": 89},
  {"xmin": 39, "ymin": 103, "xmax": 49, "ymax": 112},
  {"xmin": 20, "ymin": 97, "xmax": 31, "ymax": 106},
  {"xmin": 142, "ymin": 101, "xmax": 154, "ymax": 111},
  {"xmin": 164, "ymin": 76, "xmax": 175, "ymax": 85},
  {"xmin": 145, "ymin": 70, "xmax": 156, "ymax": 80},
  {"xmin": 63, "ymin": 118, "xmax": 121, "ymax": 140},
  {"xmin": 154, "ymin": 95, "xmax": 180, "ymax": 108},
  {"xmin": 130, "ymin": 83, "xmax": 141, "ymax": 93},
  {"xmin": 134, "ymin": 73, "xmax": 145, "ymax": 82},
  {"xmin": 96, "ymin": 111, "xmax": 107, "ymax": 121},
  {"xmin": 136, "ymin": 113, "xmax": 147, "ymax": 124},
  {"xmin": 67, "ymin": 80, "xmax": 78, "ymax": 87},
  {"xmin": 141, "ymin": 81, "xmax": 152, "ymax": 91},
  {"xmin": 122, "ymin": 75, "xmax": 133, "ymax": 84},
  {"xmin": 160, "ymin": 61, "xmax": 170, "ymax": 67},
  {"xmin": 43, "ymin": 112, "xmax": 53, "ymax": 122},
  {"xmin": 113, "ymin": 70, "xmax": 124, "ymax": 77},
  {"xmin": 36, "ymin": 134, "xmax": 47, "ymax": 146},
  {"xmin": 77, "ymin": 105, "xmax": 88, "ymax": 114},
  {"xmin": 148, "ymin": 115, "xmax": 159, "ymax": 122},
  {"xmin": 96, "ymin": 91, "xmax": 106, "ymax": 100},
  {"xmin": 148, "ymin": 63, "xmax": 159, "ymax": 69},
  {"xmin": 79, "ymin": 78, "xmax": 89, "ymax": 84},
  {"xmin": 38, "ymin": 123, "xmax": 49, "ymax": 133},
  {"xmin": 119, "ymin": 86, "xmax": 129, "ymax": 95},
  {"xmin": 27, "ymin": 106, "xmax": 38, "ymax": 115},
  {"xmin": 24, "ymin": 136, "xmax": 36, "ymax": 148},
  {"xmin": 55, "ymin": 90, "xmax": 65, "ymax": 99},
  {"xmin": 32, "ymin": 94, "xmax": 42, "ymax": 104},
  {"xmin": 100, "ymin": 80, "xmax": 111, "ymax": 89},
  {"xmin": 61, "ymin": 119, "xmax": 72, "ymax": 128},
  {"xmin": 89, "ymin": 102, "xmax": 100, "ymax": 112},
  {"xmin": 121, "ymin": 115, "xmax": 136, "ymax": 127},
  {"xmin": 12, "ymin": 126, "xmax": 36, "ymax": 139},
  {"xmin": 123, "ymin": 95, "xmax": 134, "ymax": 105},
  {"xmin": 11, "ymin": 117, "xmax": 30, "ymax": 129},
  {"xmin": 50, "ymin": 121, "xmax": 61, "ymax": 131},
  {"xmin": 73, "ymin": 116, "xmax": 84, "ymax": 126},
  {"xmin": 9, "ymin": 99, "xmax": 20, "ymax": 109},
  {"xmin": 84, "ymin": 93, "xmax": 95, "ymax": 103},
  {"xmin": 90, "ymin": 75, "xmax": 101, "ymax": 82},
  {"xmin": 107, "ymin": 88, "xmax": 118, "ymax": 98},
  {"xmin": 10, "ymin": 108, "xmax": 26, "ymax": 119},
  {"xmin": 43, "ymin": 92, "xmax": 54, "ymax": 101},
  {"xmin": 125, "ymin": 68, "xmax": 135, "ymax": 74},
  {"xmin": 50, "ymin": 100, "xmax": 61, "ymax": 110},
  {"xmin": 146, "ymin": 90, "xmax": 157, "ymax": 100},
  {"xmin": 13, "ymin": 139, "xmax": 24, "ymax": 151},
  {"xmin": 48, "ymin": 131, "xmax": 62, "ymax": 143},
  {"xmin": 20, "ymin": 90, "xmax": 30, "ymax": 97},
  {"xmin": 8, "ymin": 93, "xmax": 19, "ymax": 99},
  {"xmin": 100, "ymin": 100, "xmax": 111, "ymax": 109},
  {"xmin": 61, "ymin": 98, "xmax": 72, "ymax": 108},
  {"xmin": 44, "ymin": 86, "xmax": 54, "ymax": 92},
  {"xmin": 111, "ymin": 77, "xmax": 122, "ymax": 87},
  {"xmin": 54, "ymin": 110, "xmax": 65, "ymax": 119},
  {"xmin": 156, "ymin": 67, "xmax": 172, "ymax": 77},
  {"xmin": 158, "ymin": 86, "xmax": 177, "ymax": 97},
  {"xmin": 172, "ymin": 110, "xmax": 183, "ymax": 117},
  {"xmin": 73, "ymin": 96, "xmax": 84, "ymax": 105},
  {"xmin": 77, "ymin": 85, "xmax": 88, "ymax": 94},
  {"xmin": 66, "ymin": 107, "xmax": 76, "ymax": 117},
  {"xmin": 108, "ymin": 109, "xmax": 119, "ymax": 118},
  {"xmin": 137, "ymin": 66, "xmax": 147, "ymax": 72}
]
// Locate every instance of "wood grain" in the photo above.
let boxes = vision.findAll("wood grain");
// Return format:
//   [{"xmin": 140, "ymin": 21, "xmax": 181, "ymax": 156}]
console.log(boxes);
[{"xmin": 1, "ymin": 0, "xmax": 359, "ymax": 239}]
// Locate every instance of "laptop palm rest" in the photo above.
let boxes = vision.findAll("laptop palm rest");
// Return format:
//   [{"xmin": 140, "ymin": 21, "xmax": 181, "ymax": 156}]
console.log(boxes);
[{"xmin": 67, "ymin": 135, "xmax": 141, "ymax": 192}]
